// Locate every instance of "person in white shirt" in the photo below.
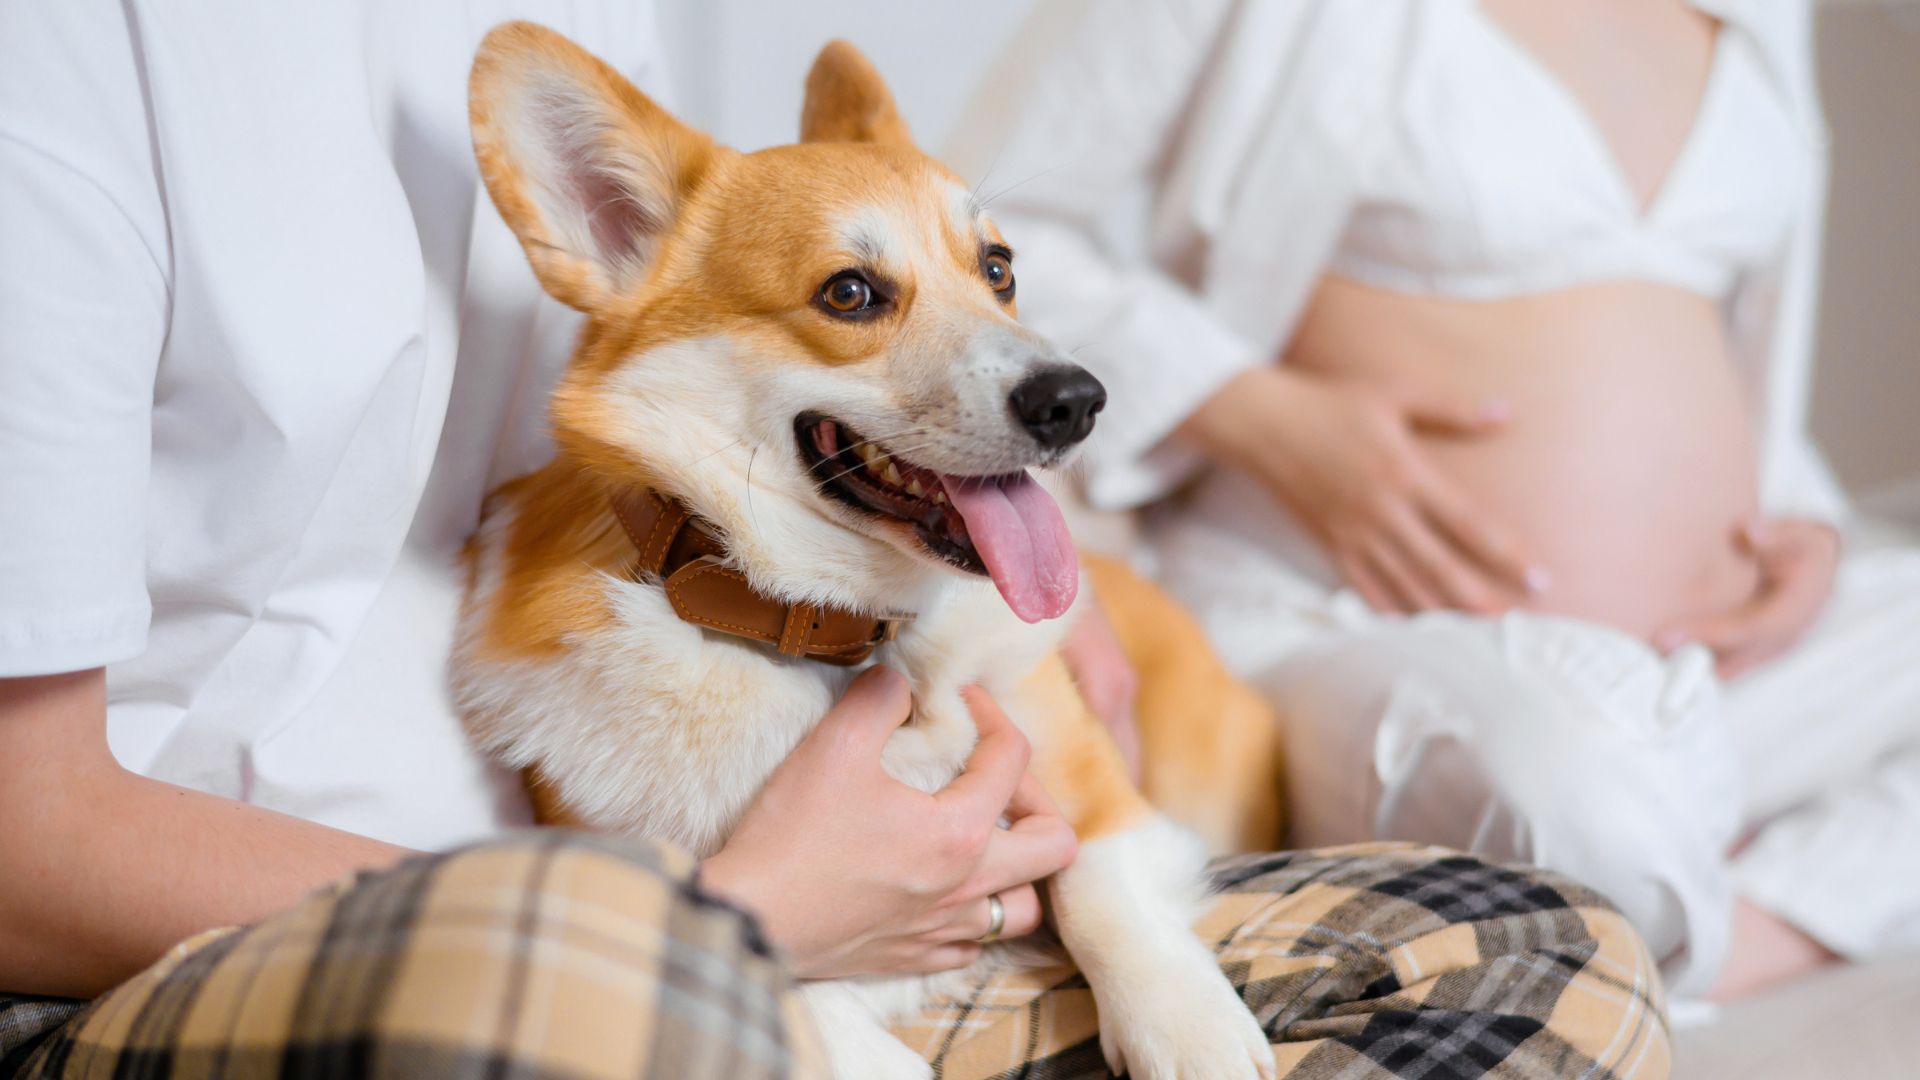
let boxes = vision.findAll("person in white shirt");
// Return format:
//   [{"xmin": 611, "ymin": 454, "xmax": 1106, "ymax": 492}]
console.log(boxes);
[
  {"xmin": 0, "ymin": 0, "xmax": 1071, "ymax": 1004},
  {"xmin": 951, "ymin": 0, "xmax": 1920, "ymax": 1001}
]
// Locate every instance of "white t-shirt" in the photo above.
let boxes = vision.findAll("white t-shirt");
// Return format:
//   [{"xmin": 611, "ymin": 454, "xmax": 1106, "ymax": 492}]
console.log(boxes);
[{"xmin": 0, "ymin": 2, "xmax": 664, "ymax": 849}]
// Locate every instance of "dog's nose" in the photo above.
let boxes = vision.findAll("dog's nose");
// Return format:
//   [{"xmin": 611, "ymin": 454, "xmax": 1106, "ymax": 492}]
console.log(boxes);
[{"xmin": 1009, "ymin": 365, "xmax": 1107, "ymax": 450}]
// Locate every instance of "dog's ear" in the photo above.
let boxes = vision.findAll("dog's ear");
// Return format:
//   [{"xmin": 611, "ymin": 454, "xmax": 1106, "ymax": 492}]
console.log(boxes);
[
  {"xmin": 470, "ymin": 21, "xmax": 715, "ymax": 312},
  {"xmin": 800, "ymin": 40, "xmax": 913, "ymax": 148}
]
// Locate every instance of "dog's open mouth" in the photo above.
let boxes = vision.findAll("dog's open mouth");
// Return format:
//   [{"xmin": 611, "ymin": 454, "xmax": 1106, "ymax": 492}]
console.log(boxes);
[{"xmin": 797, "ymin": 413, "xmax": 1077, "ymax": 623}]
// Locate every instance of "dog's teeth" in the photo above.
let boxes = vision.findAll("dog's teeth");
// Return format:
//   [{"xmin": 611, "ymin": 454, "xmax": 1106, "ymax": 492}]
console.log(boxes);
[
  {"xmin": 933, "ymin": 488, "xmax": 949, "ymax": 505},
  {"xmin": 882, "ymin": 461, "xmax": 903, "ymax": 485},
  {"xmin": 904, "ymin": 478, "xmax": 926, "ymax": 498},
  {"xmin": 857, "ymin": 444, "xmax": 882, "ymax": 467}
]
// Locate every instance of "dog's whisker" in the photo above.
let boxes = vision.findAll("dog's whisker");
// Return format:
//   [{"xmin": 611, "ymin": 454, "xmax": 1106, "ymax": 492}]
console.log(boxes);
[
  {"xmin": 819, "ymin": 426, "xmax": 929, "ymax": 463},
  {"xmin": 810, "ymin": 434, "xmax": 936, "ymax": 486},
  {"xmin": 745, "ymin": 447, "xmax": 761, "ymax": 532},
  {"xmin": 979, "ymin": 163, "xmax": 1064, "ymax": 209},
  {"xmin": 812, "ymin": 438, "xmax": 943, "ymax": 491},
  {"xmin": 690, "ymin": 438, "xmax": 745, "ymax": 467},
  {"xmin": 814, "ymin": 459, "xmax": 880, "ymax": 490},
  {"xmin": 829, "ymin": 428, "xmax": 925, "ymax": 453},
  {"xmin": 968, "ymin": 134, "xmax": 1011, "ymax": 217}
]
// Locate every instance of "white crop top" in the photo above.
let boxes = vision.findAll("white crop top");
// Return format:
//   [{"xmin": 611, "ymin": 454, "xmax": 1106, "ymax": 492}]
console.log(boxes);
[{"xmin": 1331, "ymin": 1, "xmax": 1805, "ymax": 301}]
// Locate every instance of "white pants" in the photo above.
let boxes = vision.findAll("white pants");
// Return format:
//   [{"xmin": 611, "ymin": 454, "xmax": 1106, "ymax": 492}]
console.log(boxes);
[{"xmin": 1155, "ymin": 471, "xmax": 1920, "ymax": 997}]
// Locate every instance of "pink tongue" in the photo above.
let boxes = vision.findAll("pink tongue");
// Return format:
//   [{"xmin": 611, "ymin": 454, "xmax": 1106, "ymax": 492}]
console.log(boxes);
[{"xmin": 938, "ymin": 473, "xmax": 1078, "ymax": 623}]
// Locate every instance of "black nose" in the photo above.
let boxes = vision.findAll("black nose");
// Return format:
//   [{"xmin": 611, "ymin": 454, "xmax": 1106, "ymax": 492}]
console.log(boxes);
[{"xmin": 1009, "ymin": 366, "xmax": 1107, "ymax": 450}]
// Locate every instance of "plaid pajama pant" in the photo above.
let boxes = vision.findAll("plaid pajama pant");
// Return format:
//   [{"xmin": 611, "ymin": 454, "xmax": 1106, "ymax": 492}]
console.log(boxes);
[{"xmin": 0, "ymin": 833, "xmax": 1668, "ymax": 1079}]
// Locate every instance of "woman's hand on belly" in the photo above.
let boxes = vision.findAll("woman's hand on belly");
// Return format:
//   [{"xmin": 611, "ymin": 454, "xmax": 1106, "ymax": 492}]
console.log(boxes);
[
  {"xmin": 1183, "ymin": 366, "xmax": 1550, "ymax": 614},
  {"xmin": 1653, "ymin": 517, "xmax": 1841, "ymax": 678},
  {"xmin": 699, "ymin": 668, "xmax": 1078, "ymax": 979}
]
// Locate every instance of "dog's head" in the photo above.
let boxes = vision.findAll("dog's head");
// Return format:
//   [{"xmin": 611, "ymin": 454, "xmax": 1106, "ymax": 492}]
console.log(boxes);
[{"xmin": 471, "ymin": 24, "xmax": 1100, "ymax": 623}]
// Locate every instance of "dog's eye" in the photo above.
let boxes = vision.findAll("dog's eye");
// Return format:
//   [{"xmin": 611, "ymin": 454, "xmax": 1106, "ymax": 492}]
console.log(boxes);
[
  {"xmin": 820, "ymin": 272, "xmax": 876, "ymax": 315},
  {"xmin": 982, "ymin": 249, "xmax": 1014, "ymax": 297}
]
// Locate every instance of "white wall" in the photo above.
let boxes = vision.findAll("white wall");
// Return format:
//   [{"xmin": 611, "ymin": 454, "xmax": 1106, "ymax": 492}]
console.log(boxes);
[
  {"xmin": 1809, "ymin": 4, "xmax": 1920, "ymax": 514},
  {"xmin": 658, "ymin": 2, "xmax": 1030, "ymax": 153},
  {"xmin": 659, "ymin": 0, "xmax": 1920, "ymax": 513}
]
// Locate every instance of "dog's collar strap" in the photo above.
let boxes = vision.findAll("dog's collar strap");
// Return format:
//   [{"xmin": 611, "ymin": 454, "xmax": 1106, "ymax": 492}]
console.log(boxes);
[{"xmin": 610, "ymin": 489, "xmax": 899, "ymax": 666}]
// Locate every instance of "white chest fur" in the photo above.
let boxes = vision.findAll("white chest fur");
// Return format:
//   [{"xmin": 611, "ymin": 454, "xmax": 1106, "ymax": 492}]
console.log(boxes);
[{"xmin": 452, "ymin": 515, "xmax": 1069, "ymax": 856}]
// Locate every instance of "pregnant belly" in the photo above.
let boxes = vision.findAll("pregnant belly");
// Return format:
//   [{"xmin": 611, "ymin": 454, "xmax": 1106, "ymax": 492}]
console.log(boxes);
[{"xmin": 1287, "ymin": 277, "xmax": 1763, "ymax": 639}]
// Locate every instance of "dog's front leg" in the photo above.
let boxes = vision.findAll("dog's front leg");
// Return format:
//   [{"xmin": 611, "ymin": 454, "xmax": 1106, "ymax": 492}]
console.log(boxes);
[
  {"xmin": 1022, "ymin": 656, "xmax": 1275, "ymax": 1080},
  {"xmin": 1051, "ymin": 817, "xmax": 1274, "ymax": 1080},
  {"xmin": 798, "ymin": 979, "xmax": 933, "ymax": 1080}
]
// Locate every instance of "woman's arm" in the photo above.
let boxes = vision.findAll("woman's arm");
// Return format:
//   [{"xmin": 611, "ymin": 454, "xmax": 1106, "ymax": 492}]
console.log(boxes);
[
  {"xmin": 952, "ymin": 1, "xmax": 1542, "ymax": 616},
  {"xmin": 1732, "ymin": 1, "xmax": 1847, "ymax": 530},
  {"xmin": 0, "ymin": 669, "xmax": 412, "ymax": 998},
  {"xmin": 945, "ymin": 0, "xmax": 1379, "ymax": 512}
]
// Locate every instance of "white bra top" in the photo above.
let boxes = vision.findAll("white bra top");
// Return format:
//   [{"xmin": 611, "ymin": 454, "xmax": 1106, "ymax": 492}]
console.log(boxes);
[{"xmin": 1329, "ymin": 0, "xmax": 1808, "ymax": 301}]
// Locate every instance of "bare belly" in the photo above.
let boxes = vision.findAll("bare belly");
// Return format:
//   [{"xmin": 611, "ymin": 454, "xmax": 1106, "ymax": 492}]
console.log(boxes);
[{"xmin": 1287, "ymin": 276, "xmax": 1763, "ymax": 639}]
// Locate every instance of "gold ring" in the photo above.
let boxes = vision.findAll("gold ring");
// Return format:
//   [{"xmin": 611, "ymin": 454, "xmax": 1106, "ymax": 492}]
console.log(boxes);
[{"xmin": 977, "ymin": 893, "xmax": 1006, "ymax": 944}]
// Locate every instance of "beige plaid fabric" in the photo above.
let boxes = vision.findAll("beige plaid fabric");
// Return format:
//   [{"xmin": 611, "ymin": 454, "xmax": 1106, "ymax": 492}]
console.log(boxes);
[
  {"xmin": 3, "ymin": 833, "xmax": 825, "ymax": 1080},
  {"xmin": 2, "ymin": 836, "xmax": 1668, "ymax": 1079},
  {"xmin": 895, "ymin": 844, "xmax": 1670, "ymax": 1079}
]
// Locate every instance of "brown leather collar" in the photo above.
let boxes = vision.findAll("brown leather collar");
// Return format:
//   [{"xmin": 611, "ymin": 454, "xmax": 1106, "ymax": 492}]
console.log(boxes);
[{"xmin": 610, "ymin": 488, "xmax": 902, "ymax": 666}]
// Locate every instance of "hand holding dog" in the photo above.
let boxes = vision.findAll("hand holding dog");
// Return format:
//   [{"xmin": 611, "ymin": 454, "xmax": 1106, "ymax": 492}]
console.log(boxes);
[{"xmin": 701, "ymin": 667, "xmax": 1077, "ymax": 978}]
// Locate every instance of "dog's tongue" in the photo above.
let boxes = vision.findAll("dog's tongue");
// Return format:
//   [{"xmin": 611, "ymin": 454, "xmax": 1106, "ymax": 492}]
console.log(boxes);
[{"xmin": 938, "ymin": 472, "xmax": 1077, "ymax": 623}]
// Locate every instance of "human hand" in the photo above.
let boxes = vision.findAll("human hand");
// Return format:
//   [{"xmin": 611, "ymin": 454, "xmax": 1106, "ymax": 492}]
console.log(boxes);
[
  {"xmin": 699, "ymin": 667, "xmax": 1078, "ymax": 978},
  {"xmin": 1061, "ymin": 604, "xmax": 1142, "ymax": 781},
  {"xmin": 1184, "ymin": 367, "xmax": 1549, "ymax": 615},
  {"xmin": 1654, "ymin": 517, "xmax": 1840, "ymax": 679}
]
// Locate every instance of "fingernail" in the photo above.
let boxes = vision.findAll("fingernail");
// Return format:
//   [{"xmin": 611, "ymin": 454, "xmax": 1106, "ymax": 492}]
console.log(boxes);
[{"xmin": 1524, "ymin": 565, "xmax": 1552, "ymax": 593}]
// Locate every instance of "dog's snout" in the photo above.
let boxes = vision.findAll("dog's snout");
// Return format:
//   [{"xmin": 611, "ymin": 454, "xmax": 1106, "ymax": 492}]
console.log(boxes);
[{"xmin": 1009, "ymin": 365, "xmax": 1107, "ymax": 450}]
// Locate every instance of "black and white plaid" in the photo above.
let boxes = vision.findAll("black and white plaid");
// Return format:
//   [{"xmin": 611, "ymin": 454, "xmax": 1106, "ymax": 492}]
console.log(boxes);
[{"xmin": 3, "ymin": 839, "xmax": 1667, "ymax": 1079}]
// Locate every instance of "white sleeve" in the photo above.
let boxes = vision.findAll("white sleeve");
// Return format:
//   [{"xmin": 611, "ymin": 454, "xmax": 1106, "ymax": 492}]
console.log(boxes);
[
  {"xmin": 0, "ymin": 3, "xmax": 169, "ymax": 676},
  {"xmin": 945, "ymin": 0, "xmax": 1375, "ymax": 510},
  {"xmin": 1729, "ymin": 6, "xmax": 1849, "ymax": 527},
  {"xmin": 1738, "ymin": 171, "xmax": 1849, "ymax": 527}
]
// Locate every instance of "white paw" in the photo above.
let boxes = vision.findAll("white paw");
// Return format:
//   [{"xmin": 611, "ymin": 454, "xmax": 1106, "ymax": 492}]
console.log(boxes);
[
  {"xmin": 827, "ymin": 1035, "xmax": 932, "ymax": 1080},
  {"xmin": 1093, "ymin": 949, "xmax": 1273, "ymax": 1080},
  {"xmin": 802, "ymin": 985, "xmax": 932, "ymax": 1080}
]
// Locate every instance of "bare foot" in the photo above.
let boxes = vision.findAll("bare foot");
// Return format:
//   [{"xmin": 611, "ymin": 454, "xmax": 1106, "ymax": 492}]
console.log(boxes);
[{"xmin": 1706, "ymin": 898, "xmax": 1840, "ymax": 1001}]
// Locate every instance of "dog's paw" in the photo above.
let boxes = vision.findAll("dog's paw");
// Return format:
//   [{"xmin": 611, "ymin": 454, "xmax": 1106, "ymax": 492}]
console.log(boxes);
[
  {"xmin": 1093, "ymin": 951, "xmax": 1273, "ymax": 1080},
  {"xmin": 827, "ymin": 1036, "xmax": 932, "ymax": 1080},
  {"xmin": 807, "ymin": 998, "xmax": 931, "ymax": 1080},
  {"xmin": 800, "ymin": 979, "xmax": 935, "ymax": 1080}
]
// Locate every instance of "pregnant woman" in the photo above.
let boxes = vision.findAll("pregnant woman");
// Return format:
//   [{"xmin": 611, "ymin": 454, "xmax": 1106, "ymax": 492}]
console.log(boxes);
[{"xmin": 953, "ymin": 0, "xmax": 1920, "ymax": 999}]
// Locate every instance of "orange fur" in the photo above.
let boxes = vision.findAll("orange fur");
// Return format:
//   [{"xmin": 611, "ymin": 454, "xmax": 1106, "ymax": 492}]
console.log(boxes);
[
  {"xmin": 801, "ymin": 40, "xmax": 918, "ymax": 148},
  {"xmin": 460, "ymin": 464, "xmax": 630, "ymax": 664},
  {"xmin": 1019, "ymin": 654, "xmax": 1155, "ymax": 841},
  {"xmin": 524, "ymin": 765, "xmax": 591, "ymax": 828},
  {"xmin": 1087, "ymin": 555, "xmax": 1286, "ymax": 853}
]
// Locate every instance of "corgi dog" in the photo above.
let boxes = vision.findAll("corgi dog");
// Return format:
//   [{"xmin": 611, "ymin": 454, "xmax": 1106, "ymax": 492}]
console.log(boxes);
[{"xmin": 455, "ymin": 22, "xmax": 1281, "ymax": 1080}]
